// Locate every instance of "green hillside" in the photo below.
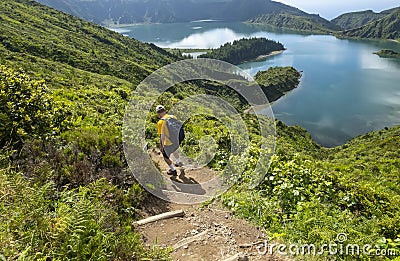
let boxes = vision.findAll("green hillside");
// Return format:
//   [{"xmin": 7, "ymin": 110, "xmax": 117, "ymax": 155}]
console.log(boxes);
[
  {"xmin": 0, "ymin": 1, "xmax": 178, "ymax": 84},
  {"xmin": 248, "ymin": 12, "xmax": 339, "ymax": 33},
  {"xmin": 0, "ymin": 0, "xmax": 180, "ymax": 259},
  {"xmin": 248, "ymin": 7, "xmax": 400, "ymax": 40},
  {"xmin": 1, "ymin": 0, "xmax": 399, "ymax": 259},
  {"xmin": 331, "ymin": 10, "xmax": 386, "ymax": 30},
  {"xmin": 339, "ymin": 8, "xmax": 400, "ymax": 40},
  {"xmin": 222, "ymin": 123, "xmax": 400, "ymax": 259}
]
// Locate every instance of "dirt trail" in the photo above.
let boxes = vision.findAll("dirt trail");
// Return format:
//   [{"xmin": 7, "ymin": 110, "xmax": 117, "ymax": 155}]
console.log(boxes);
[
  {"xmin": 137, "ymin": 202, "xmax": 287, "ymax": 261},
  {"xmin": 135, "ymin": 151, "xmax": 288, "ymax": 261}
]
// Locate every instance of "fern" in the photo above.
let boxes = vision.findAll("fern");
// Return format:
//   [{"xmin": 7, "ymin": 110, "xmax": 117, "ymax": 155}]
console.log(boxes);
[{"xmin": 0, "ymin": 166, "xmax": 171, "ymax": 260}]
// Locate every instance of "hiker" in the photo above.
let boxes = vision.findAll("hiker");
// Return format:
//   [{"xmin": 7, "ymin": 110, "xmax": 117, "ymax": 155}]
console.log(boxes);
[{"xmin": 156, "ymin": 105, "xmax": 184, "ymax": 175}]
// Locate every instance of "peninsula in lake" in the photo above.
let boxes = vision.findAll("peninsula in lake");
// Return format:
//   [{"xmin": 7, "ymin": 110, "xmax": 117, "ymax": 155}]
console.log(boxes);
[
  {"xmin": 198, "ymin": 38, "xmax": 285, "ymax": 65},
  {"xmin": 374, "ymin": 49, "xmax": 400, "ymax": 58}
]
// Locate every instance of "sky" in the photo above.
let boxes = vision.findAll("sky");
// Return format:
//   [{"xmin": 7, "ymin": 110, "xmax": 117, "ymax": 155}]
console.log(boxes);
[{"xmin": 273, "ymin": 0, "xmax": 400, "ymax": 19}]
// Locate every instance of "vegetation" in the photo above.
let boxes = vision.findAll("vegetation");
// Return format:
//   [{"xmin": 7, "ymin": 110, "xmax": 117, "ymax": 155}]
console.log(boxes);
[
  {"xmin": 0, "ymin": 152, "xmax": 171, "ymax": 260},
  {"xmin": 248, "ymin": 12, "xmax": 338, "ymax": 34},
  {"xmin": 248, "ymin": 6, "xmax": 400, "ymax": 41},
  {"xmin": 331, "ymin": 10, "xmax": 386, "ymax": 31},
  {"xmin": 374, "ymin": 49, "xmax": 400, "ymax": 59},
  {"xmin": 199, "ymin": 38, "xmax": 285, "ymax": 65},
  {"xmin": 339, "ymin": 8, "xmax": 400, "ymax": 40},
  {"xmin": 0, "ymin": 66, "xmax": 71, "ymax": 149},
  {"xmin": 0, "ymin": 1, "xmax": 288, "ymax": 258},
  {"xmin": 255, "ymin": 66, "xmax": 302, "ymax": 102},
  {"xmin": 0, "ymin": 1, "xmax": 178, "ymax": 84},
  {"xmin": 221, "ymin": 122, "xmax": 400, "ymax": 260},
  {"xmin": 0, "ymin": 0, "xmax": 178, "ymax": 258},
  {"xmin": 1, "ymin": 0, "xmax": 399, "ymax": 260},
  {"xmin": 36, "ymin": 0, "xmax": 307, "ymax": 25}
]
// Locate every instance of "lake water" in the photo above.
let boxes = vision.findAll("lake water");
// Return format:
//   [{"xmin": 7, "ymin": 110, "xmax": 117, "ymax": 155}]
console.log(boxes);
[{"xmin": 111, "ymin": 22, "xmax": 400, "ymax": 147}]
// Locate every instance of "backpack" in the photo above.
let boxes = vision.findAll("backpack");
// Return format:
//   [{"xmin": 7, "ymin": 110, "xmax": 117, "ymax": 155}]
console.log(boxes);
[{"xmin": 162, "ymin": 116, "xmax": 185, "ymax": 145}]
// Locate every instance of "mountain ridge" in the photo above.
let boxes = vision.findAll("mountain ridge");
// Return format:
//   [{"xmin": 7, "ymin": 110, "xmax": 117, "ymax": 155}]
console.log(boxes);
[
  {"xmin": 35, "ymin": 0, "xmax": 312, "ymax": 25},
  {"xmin": 248, "ymin": 11, "xmax": 339, "ymax": 33},
  {"xmin": 249, "ymin": 6, "xmax": 400, "ymax": 40},
  {"xmin": 331, "ymin": 10, "xmax": 386, "ymax": 30},
  {"xmin": 338, "ymin": 7, "xmax": 400, "ymax": 40},
  {"xmin": 34, "ymin": 0, "xmax": 400, "ymax": 41}
]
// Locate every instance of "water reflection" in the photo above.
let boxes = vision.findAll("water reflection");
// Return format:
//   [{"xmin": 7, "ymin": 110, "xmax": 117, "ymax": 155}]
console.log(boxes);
[{"xmin": 156, "ymin": 28, "xmax": 245, "ymax": 49}]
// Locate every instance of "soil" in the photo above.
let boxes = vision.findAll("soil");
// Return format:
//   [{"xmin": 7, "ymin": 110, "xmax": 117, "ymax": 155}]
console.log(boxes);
[
  {"xmin": 137, "ymin": 202, "xmax": 289, "ymax": 261},
  {"xmin": 135, "ymin": 151, "xmax": 289, "ymax": 261}
]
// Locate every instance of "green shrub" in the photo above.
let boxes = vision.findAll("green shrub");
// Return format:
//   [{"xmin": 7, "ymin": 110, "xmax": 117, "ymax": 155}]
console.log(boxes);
[{"xmin": 0, "ymin": 65, "xmax": 71, "ymax": 149}]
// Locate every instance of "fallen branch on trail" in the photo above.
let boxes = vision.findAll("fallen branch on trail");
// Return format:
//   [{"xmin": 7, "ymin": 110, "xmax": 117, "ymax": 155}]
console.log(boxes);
[{"xmin": 133, "ymin": 210, "xmax": 185, "ymax": 226}]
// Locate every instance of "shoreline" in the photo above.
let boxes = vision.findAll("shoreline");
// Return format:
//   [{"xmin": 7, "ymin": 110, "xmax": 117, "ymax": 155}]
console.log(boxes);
[
  {"xmin": 388, "ymin": 39, "xmax": 400, "ymax": 43},
  {"xmin": 104, "ymin": 22, "xmax": 161, "ymax": 28},
  {"xmin": 243, "ymin": 87, "xmax": 297, "ymax": 114},
  {"xmin": 252, "ymin": 50, "xmax": 284, "ymax": 62},
  {"xmin": 229, "ymin": 49, "xmax": 285, "ymax": 64}
]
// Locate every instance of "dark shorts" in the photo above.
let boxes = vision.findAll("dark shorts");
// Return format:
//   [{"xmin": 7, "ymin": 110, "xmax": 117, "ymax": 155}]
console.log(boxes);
[{"xmin": 162, "ymin": 143, "xmax": 179, "ymax": 159}]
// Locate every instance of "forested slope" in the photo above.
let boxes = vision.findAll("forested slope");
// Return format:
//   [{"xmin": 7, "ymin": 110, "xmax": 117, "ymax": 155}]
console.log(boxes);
[
  {"xmin": 331, "ymin": 10, "xmax": 386, "ymax": 30},
  {"xmin": 339, "ymin": 8, "xmax": 400, "ymax": 40},
  {"xmin": 248, "ymin": 12, "xmax": 338, "ymax": 33}
]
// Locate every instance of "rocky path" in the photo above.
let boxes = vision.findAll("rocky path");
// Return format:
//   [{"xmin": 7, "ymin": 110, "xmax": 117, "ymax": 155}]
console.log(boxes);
[
  {"xmin": 137, "ymin": 202, "xmax": 287, "ymax": 261},
  {"xmin": 135, "ymin": 151, "xmax": 288, "ymax": 260}
]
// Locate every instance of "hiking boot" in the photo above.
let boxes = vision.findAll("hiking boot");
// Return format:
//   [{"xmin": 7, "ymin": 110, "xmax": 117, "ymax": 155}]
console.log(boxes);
[
  {"xmin": 174, "ymin": 162, "xmax": 183, "ymax": 167},
  {"xmin": 167, "ymin": 169, "xmax": 177, "ymax": 176}
]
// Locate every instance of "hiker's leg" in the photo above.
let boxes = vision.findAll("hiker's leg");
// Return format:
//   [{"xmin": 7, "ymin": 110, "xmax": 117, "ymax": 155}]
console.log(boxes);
[
  {"xmin": 161, "ymin": 147, "xmax": 172, "ymax": 166},
  {"xmin": 163, "ymin": 155, "xmax": 173, "ymax": 166},
  {"xmin": 172, "ymin": 151, "xmax": 181, "ymax": 163},
  {"xmin": 172, "ymin": 152, "xmax": 182, "ymax": 167},
  {"xmin": 162, "ymin": 149, "xmax": 173, "ymax": 166},
  {"xmin": 162, "ymin": 146, "xmax": 175, "ymax": 171}
]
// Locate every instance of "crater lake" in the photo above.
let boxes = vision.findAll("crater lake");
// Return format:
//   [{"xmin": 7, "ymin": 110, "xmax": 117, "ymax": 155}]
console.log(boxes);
[{"xmin": 110, "ymin": 21, "xmax": 400, "ymax": 147}]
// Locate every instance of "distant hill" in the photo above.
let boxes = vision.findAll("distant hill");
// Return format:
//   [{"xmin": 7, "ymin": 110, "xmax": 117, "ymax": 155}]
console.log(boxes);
[
  {"xmin": 339, "ymin": 8, "xmax": 400, "ymax": 40},
  {"xmin": 248, "ymin": 11, "xmax": 339, "ymax": 33},
  {"xmin": 35, "ymin": 0, "xmax": 310, "ymax": 25},
  {"xmin": 248, "ymin": 6, "xmax": 400, "ymax": 38},
  {"xmin": 331, "ymin": 10, "xmax": 386, "ymax": 30}
]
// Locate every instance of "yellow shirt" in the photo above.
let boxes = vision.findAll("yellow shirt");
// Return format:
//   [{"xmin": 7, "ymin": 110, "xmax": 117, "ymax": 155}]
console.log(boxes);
[{"xmin": 157, "ymin": 115, "xmax": 175, "ymax": 146}]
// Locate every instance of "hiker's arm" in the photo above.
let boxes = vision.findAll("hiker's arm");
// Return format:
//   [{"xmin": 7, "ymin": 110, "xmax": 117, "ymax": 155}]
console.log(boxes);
[{"xmin": 160, "ymin": 134, "xmax": 166, "ymax": 150}]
